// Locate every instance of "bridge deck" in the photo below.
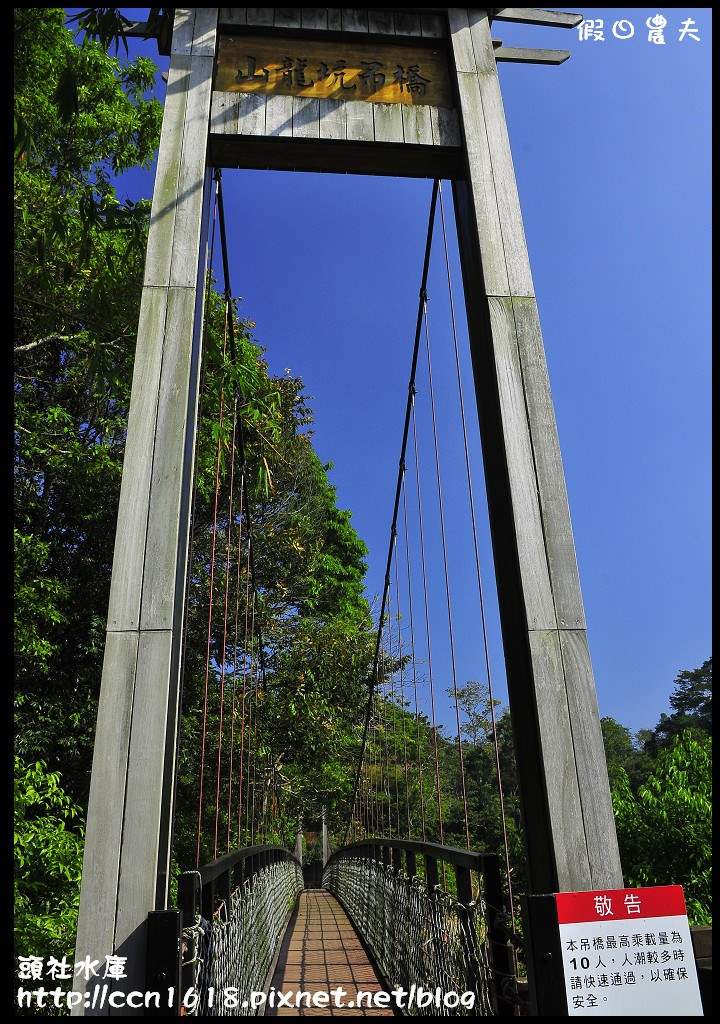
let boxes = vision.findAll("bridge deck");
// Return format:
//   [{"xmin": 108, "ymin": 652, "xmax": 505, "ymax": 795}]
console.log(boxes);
[{"xmin": 267, "ymin": 889, "xmax": 395, "ymax": 1016}]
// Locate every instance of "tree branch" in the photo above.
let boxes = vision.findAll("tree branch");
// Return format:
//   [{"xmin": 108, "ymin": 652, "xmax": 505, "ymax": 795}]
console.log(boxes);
[{"xmin": 14, "ymin": 333, "xmax": 84, "ymax": 354}]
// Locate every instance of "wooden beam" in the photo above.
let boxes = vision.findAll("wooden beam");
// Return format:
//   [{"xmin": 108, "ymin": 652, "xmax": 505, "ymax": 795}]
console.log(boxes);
[
  {"xmin": 494, "ymin": 46, "xmax": 570, "ymax": 64},
  {"xmin": 491, "ymin": 7, "xmax": 583, "ymax": 28},
  {"xmin": 210, "ymin": 132, "xmax": 463, "ymax": 179}
]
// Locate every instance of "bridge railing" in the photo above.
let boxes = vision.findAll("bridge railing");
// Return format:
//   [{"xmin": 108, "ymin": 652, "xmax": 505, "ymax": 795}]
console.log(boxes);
[
  {"xmin": 177, "ymin": 845, "xmax": 304, "ymax": 1016},
  {"xmin": 323, "ymin": 839, "xmax": 516, "ymax": 1017}
]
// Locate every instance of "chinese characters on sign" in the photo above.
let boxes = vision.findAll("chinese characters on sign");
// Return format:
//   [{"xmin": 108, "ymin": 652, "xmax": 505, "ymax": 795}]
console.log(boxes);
[
  {"xmin": 577, "ymin": 16, "xmax": 702, "ymax": 42},
  {"xmin": 215, "ymin": 36, "xmax": 452, "ymax": 107},
  {"xmin": 556, "ymin": 886, "xmax": 703, "ymax": 1015}
]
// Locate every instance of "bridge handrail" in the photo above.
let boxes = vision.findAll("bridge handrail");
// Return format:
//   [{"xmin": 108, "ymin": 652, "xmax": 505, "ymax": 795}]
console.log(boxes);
[
  {"xmin": 327, "ymin": 837, "xmax": 492, "ymax": 873},
  {"xmin": 177, "ymin": 845, "xmax": 304, "ymax": 1017},
  {"xmin": 179, "ymin": 844, "xmax": 302, "ymax": 925}
]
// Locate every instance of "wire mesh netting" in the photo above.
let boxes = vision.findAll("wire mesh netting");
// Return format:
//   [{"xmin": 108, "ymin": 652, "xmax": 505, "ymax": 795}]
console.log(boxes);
[
  {"xmin": 323, "ymin": 853, "xmax": 495, "ymax": 1016},
  {"xmin": 182, "ymin": 858, "xmax": 303, "ymax": 1016}
]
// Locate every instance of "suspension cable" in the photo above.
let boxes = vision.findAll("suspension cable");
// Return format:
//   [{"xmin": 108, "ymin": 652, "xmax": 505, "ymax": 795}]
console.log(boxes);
[
  {"xmin": 179, "ymin": 168, "xmax": 219, "ymax": 871},
  {"xmin": 401, "ymin": 474, "xmax": 427, "ymax": 841},
  {"xmin": 196, "ymin": 243, "xmax": 229, "ymax": 868},
  {"xmin": 410, "ymin": 396, "xmax": 445, "ymax": 855},
  {"xmin": 344, "ymin": 179, "xmax": 439, "ymax": 846},
  {"xmin": 392, "ymin": 537, "xmax": 412, "ymax": 839},
  {"xmin": 422, "ymin": 300, "xmax": 471, "ymax": 850},
  {"xmin": 225, "ymin": 483, "xmax": 244, "ymax": 851},
  {"xmin": 438, "ymin": 183, "xmax": 516, "ymax": 928}
]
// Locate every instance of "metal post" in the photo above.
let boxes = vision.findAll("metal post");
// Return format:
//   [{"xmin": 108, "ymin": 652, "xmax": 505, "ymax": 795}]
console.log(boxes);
[
  {"xmin": 145, "ymin": 911, "xmax": 182, "ymax": 1017},
  {"xmin": 322, "ymin": 806, "xmax": 330, "ymax": 866}
]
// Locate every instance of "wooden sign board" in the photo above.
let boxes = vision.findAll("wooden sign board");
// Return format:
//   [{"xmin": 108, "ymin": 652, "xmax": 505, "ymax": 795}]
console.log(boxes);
[{"xmin": 216, "ymin": 34, "xmax": 453, "ymax": 107}]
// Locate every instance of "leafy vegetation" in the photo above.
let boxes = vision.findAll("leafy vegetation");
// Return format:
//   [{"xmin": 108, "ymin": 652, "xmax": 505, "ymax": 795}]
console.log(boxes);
[
  {"xmin": 610, "ymin": 732, "xmax": 712, "ymax": 924},
  {"xmin": 14, "ymin": 757, "xmax": 85, "ymax": 1003},
  {"xmin": 14, "ymin": 6, "xmax": 162, "ymax": 803}
]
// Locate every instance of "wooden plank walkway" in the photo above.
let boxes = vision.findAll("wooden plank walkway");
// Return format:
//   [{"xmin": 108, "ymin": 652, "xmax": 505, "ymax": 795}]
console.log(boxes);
[{"xmin": 266, "ymin": 890, "xmax": 396, "ymax": 1016}]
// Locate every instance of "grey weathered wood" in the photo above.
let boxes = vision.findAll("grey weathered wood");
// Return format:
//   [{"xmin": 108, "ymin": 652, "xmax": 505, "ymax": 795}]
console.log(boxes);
[
  {"xmin": 527, "ymin": 629, "xmax": 592, "ymax": 888},
  {"xmin": 448, "ymin": 7, "xmax": 476, "ymax": 72},
  {"xmin": 73, "ymin": 9, "xmax": 217, "ymax": 1015},
  {"xmin": 246, "ymin": 7, "xmax": 274, "ymax": 26},
  {"xmin": 142, "ymin": 58, "xmax": 191, "ymax": 287},
  {"xmin": 341, "ymin": 8, "xmax": 369, "ymax": 32},
  {"xmin": 373, "ymin": 100, "xmax": 403, "ymax": 143},
  {"xmin": 421, "ymin": 13, "xmax": 446, "ymax": 38},
  {"xmin": 265, "ymin": 92, "xmax": 294, "ymax": 137},
  {"xmin": 219, "ymin": 7, "xmax": 246, "ymax": 27},
  {"xmin": 449, "ymin": 69, "xmax": 508, "ymax": 294},
  {"xmin": 210, "ymin": 89, "xmax": 237, "ymax": 134},
  {"xmin": 430, "ymin": 104, "xmax": 461, "ymax": 148},
  {"xmin": 401, "ymin": 103, "xmax": 433, "ymax": 146},
  {"xmin": 467, "ymin": 14, "xmax": 540, "ymax": 346},
  {"xmin": 367, "ymin": 9, "xmax": 395, "ymax": 35},
  {"xmin": 494, "ymin": 45, "xmax": 570, "ymax": 64},
  {"xmin": 486, "ymin": 295, "xmax": 556, "ymax": 631},
  {"xmin": 273, "ymin": 8, "xmax": 301, "ymax": 29},
  {"xmin": 292, "ymin": 96, "xmax": 320, "ymax": 138},
  {"xmin": 105, "ymin": 288, "xmax": 166, "ymax": 631},
  {"xmin": 448, "ymin": 7, "xmax": 623, "ymax": 894},
  {"xmin": 491, "ymin": 7, "xmax": 583, "ymax": 28},
  {"xmin": 72, "ymin": 631, "xmax": 138, "ymax": 1004},
  {"xmin": 511, "ymin": 296, "xmax": 586, "ymax": 630},
  {"xmin": 559, "ymin": 629, "xmax": 622, "ymax": 888},
  {"xmin": 236, "ymin": 91, "xmax": 266, "ymax": 136},
  {"xmin": 140, "ymin": 286, "xmax": 202, "ymax": 629},
  {"xmin": 169, "ymin": 54, "xmax": 216, "ymax": 288},
  {"xmin": 327, "ymin": 8, "xmax": 343, "ymax": 31},
  {"xmin": 113, "ymin": 629, "xmax": 175, "ymax": 995},
  {"xmin": 346, "ymin": 99, "xmax": 374, "ymax": 142},
  {"xmin": 318, "ymin": 97, "xmax": 347, "ymax": 140},
  {"xmin": 394, "ymin": 11, "xmax": 422, "ymax": 36},
  {"xmin": 191, "ymin": 7, "xmax": 220, "ymax": 54},
  {"xmin": 170, "ymin": 8, "xmax": 196, "ymax": 54},
  {"xmin": 301, "ymin": 8, "xmax": 328, "ymax": 30}
]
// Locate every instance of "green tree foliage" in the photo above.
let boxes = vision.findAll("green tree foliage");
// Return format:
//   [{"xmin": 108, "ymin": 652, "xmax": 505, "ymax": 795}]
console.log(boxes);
[
  {"xmin": 14, "ymin": 8, "xmax": 164, "ymax": 981},
  {"xmin": 611, "ymin": 731, "xmax": 712, "ymax": 924},
  {"xmin": 601, "ymin": 716, "xmax": 655, "ymax": 790},
  {"xmin": 649, "ymin": 658, "xmax": 712, "ymax": 752},
  {"xmin": 14, "ymin": 758, "xmax": 85, "ymax": 968},
  {"xmin": 606, "ymin": 658, "xmax": 712, "ymax": 926},
  {"xmin": 14, "ymin": 7, "xmax": 162, "ymax": 801}
]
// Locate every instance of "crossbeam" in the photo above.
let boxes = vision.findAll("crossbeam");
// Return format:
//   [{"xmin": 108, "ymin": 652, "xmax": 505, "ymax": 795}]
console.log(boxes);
[
  {"xmin": 490, "ymin": 7, "xmax": 583, "ymax": 28},
  {"xmin": 494, "ymin": 45, "xmax": 570, "ymax": 63}
]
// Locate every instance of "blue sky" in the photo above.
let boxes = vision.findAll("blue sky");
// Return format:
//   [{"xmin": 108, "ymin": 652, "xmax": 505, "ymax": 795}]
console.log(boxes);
[{"xmin": 75, "ymin": 9, "xmax": 711, "ymax": 739}]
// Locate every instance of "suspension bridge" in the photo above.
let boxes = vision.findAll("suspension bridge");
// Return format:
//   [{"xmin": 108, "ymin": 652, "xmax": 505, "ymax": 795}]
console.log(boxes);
[{"xmin": 71, "ymin": 8, "xmax": 628, "ymax": 1017}]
